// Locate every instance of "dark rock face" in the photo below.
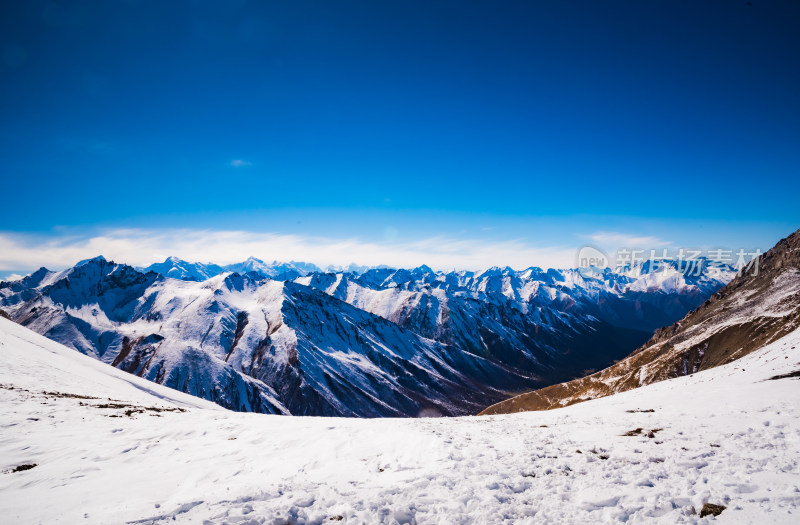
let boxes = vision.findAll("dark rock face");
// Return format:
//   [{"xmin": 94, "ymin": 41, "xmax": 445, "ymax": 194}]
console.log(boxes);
[
  {"xmin": 699, "ymin": 503, "xmax": 727, "ymax": 517},
  {"xmin": 480, "ymin": 228, "xmax": 800, "ymax": 416}
]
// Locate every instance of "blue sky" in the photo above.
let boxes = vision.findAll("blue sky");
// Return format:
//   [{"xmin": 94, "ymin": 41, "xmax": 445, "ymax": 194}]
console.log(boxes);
[{"xmin": 1, "ymin": 1, "xmax": 799, "ymax": 274}]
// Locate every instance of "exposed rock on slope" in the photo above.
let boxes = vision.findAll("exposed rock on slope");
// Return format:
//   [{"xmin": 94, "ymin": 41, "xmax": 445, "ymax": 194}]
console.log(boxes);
[{"xmin": 480, "ymin": 228, "xmax": 800, "ymax": 415}]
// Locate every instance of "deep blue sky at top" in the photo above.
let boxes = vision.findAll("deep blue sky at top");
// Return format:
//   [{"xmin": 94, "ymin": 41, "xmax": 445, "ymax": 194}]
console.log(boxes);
[{"xmin": 1, "ymin": 1, "xmax": 799, "ymax": 244}]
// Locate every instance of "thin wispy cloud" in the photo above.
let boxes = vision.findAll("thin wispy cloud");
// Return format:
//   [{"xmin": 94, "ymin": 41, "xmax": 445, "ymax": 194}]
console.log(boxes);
[
  {"xmin": 587, "ymin": 232, "xmax": 672, "ymax": 249},
  {"xmin": 0, "ymin": 229, "xmax": 576, "ymax": 274},
  {"xmin": 230, "ymin": 159, "xmax": 252, "ymax": 167}
]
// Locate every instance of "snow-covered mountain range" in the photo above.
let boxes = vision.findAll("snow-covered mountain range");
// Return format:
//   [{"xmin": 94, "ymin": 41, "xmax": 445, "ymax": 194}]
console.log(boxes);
[
  {"xmin": 0, "ymin": 257, "xmax": 734, "ymax": 416},
  {"xmin": 138, "ymin": 256, "xmax": 324, "ymax": 282},
  {"xmin": 137, "ymin": 256, "xmax": 385, "ymax": 282}
]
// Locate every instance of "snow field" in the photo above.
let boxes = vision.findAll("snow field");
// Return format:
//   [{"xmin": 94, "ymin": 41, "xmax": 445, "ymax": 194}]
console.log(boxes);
[{"xmin": 1, "ymin": 316, "xmax": 799, "ymax": 524}]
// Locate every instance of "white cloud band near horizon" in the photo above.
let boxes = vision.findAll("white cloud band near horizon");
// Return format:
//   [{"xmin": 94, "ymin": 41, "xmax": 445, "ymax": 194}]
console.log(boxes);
[
  {"xmin": 587, "ymin": 232, "xmax": 672, "ymax": 248},
  {"xmin": 0, "ymin": 228, "xmax": 586, "ymax": 274}
]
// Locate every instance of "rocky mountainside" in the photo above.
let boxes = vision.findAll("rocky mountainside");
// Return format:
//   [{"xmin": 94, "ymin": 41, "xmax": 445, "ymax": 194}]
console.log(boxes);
[
  {"xmin": 480, "ymin": 228, "xmax": 800, "ymax": 415},
  {"xmin": 0, "ymin": 255, "xmax": 734, "ymax": 417}
]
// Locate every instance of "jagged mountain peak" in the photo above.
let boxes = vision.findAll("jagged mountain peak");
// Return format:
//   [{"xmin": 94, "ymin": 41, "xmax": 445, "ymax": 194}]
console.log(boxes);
[
  {"xmin": 475, "ymin": 265, "xmax": 519, "ymax": 278},
  {"xmin": 0, "ymin": 266, "xmax": 52, "ymax": 289},
  {"xmin": 74, "ymin": 255, "xmax": 109, "ymax": 267},
  {"xmin": 411, "ymin": 264, "xmax": 434, "ymax": 274},
  {"xmin": 741, "ymin": 227, "xmax": 800, "ymax": 278}
]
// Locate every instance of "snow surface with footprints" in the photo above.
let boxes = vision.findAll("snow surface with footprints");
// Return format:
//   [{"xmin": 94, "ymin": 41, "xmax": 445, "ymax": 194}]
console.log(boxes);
[{"xmin": 1, "ymin": 316, "xmax": 799, "ymax": 524}]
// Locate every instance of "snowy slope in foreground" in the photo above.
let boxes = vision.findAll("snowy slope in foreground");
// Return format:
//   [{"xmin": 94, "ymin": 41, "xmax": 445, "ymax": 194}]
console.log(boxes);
[
  {"xmin": 1, "ymin": 317, "xmax": 799, "ymax": 524},
  {"xmin": 0, "ymin": 316, "xmax": 219, "ymax": 411}
]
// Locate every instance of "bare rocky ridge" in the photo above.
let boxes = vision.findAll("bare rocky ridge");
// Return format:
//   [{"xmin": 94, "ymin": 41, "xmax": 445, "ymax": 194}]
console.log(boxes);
[{"xmin": 480, "ymin": 228, "xmax": 800, "ymax": 415}]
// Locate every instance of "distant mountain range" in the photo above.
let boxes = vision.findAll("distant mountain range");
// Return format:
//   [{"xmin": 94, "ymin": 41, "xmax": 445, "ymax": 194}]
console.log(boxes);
[
  {"xmin": 137, "ymin": 256, "xmax": 386, "ymax": 281},
  {"xmin": 0, "ymin": 256, "xmax": 735, "ymax": 416}
]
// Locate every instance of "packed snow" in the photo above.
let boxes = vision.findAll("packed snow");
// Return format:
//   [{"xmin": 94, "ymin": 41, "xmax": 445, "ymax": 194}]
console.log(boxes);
[{"xmin": 1, "ymin": 316, "xmax": 799, "ymax": 524}]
